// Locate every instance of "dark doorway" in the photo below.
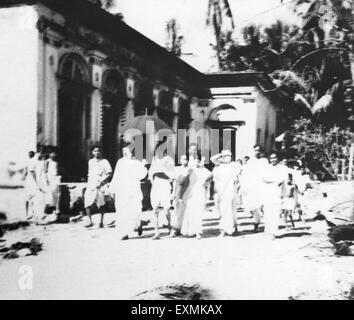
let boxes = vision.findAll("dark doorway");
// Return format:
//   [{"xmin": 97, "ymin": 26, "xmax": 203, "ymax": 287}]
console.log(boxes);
[
  {"xmin": 57, "ymin": 54, "xmax": 92, "ymax": 182},
  {"xmin": 219, "ymin": 128, "xmax": 236, "ymax": 161},
  {"xmin": 101, "ymin": 70, "xmax": 126, "ymax": 169}
]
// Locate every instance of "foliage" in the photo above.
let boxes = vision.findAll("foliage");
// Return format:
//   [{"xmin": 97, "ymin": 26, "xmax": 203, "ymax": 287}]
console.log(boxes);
[
  {"xmin": 87, "ymin": 0, "xmax": 114, "ymax": 9},
  {"xmin": 206, "ymin": 0, "xmax": 235, "ymax": 69},
  {"xmin": 289, "ymin": 118, "xmax": 354, "ymax": 179},
  {"xmin": 207, "ymin": 0, "xmax": 354, "ymax": 126}
]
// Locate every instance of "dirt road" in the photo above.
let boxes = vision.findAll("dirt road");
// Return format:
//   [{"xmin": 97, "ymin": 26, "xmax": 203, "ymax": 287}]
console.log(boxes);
[{"xmin": 0, "ymin": 181, "xmax": 353, "ymax": 300}]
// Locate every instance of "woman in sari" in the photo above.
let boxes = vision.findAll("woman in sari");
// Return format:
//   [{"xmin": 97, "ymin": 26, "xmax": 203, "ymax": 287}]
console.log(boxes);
[{"xmin": 181, "ymin": 153, "xmax": 212, "ymax": 239}]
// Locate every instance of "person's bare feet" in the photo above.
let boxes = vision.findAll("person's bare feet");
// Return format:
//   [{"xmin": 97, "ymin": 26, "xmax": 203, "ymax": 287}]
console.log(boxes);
[
  {"xmin": 137, "ymin": 226, "xmax": 143, "ymax": 236},
  {"xmin": 99, "ymin": 222, "xmax": 104, "ymax": 228},
  {"xmin": 85, "ymin": 223, "xmax": 93, "ymax": 228},
  {"xmin": 151, "ymin": 233, "xmax": 160, "ymax": 240},
  {"xmin": 219, "ymin": 231, "xmax": 226, "ymax": 237},
  {"xmin": 71, "ymin": 215, "xmax": 83, "ymax": 223},
  {"xmin": 169, "ymin": 229, "xmax": 177, "ymax": 238}
]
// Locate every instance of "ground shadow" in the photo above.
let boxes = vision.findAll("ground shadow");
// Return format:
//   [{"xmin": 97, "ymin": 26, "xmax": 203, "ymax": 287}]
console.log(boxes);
[
  {"xmin": 134, "ymin": 283, "xmax": 214, "ymax": 300},
  {"xmin": 202, "ymin": 221, "xmax": 220, "ymax": 227},
  {"xmin": 290, "ymin": 226, "xmax": 312, "ymax": 231},
  {"xmin": 275, "ymin": 232, "xmax": 311, "ymax": 239}
]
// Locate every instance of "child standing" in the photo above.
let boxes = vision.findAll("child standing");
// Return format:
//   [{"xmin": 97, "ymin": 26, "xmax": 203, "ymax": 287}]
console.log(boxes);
[{"xmin": 281, "ymin": 173, "xmax": 299, "ymax": 230}]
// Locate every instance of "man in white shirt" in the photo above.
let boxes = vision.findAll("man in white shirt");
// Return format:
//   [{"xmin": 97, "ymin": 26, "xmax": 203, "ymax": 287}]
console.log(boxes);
[
  {"xmin": 149, "ymin": 146, "xmax": 175, "ymax": 240},
  {"xmin": 84, "ymin": 146, "xmax": 112, "ymax": 228}
]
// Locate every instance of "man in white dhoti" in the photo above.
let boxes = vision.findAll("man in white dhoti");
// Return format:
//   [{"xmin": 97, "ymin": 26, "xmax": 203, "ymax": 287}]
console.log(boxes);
[
  {"xmin": 110, "ymin": 144, "xmax": 147, "ymax": 240},
  {"xmin": 44, "ymin": 151, "xmax": 61, "ymax": 216},
  {"xmin": 149, "ymin": 147, "xmax": 175, "ymax": 240},
  {"xmin": 240, "ymin": 145, "xmax": 269, "ymax": 231},
  {"xmin": 24, "ymin": 151, "xmax": 36, "ymax": 219},
  {"xmin": 170, "ymin": 155, "xmax": 189, "ymax": 237},
  {"xmin": 84, "ymin": 146, "xmax": 112, "ymax": 228},
  {"xmin": 261, "ymin": 152, "xmax": 289, "ymax": 236},
  {"xmin": 212, "ymin": 150, "xmax": 241, "ymax": 236}
]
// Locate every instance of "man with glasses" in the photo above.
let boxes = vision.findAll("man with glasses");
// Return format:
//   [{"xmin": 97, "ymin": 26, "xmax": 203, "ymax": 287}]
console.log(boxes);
[{"xmin": 262, "ymin": 152, "xmax": 289, "ymax": 237}]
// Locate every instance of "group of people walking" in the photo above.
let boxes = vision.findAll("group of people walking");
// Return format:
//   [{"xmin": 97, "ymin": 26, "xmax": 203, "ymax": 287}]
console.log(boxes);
[{"xmin": 24, "ymin": 142, "xmax": 311, "ymax": 240}]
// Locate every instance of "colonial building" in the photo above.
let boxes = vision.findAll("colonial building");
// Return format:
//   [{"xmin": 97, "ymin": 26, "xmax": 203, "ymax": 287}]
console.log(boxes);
[{"xmin": 0, "ymin": 0, "xmax": 285, "ymax": 190}]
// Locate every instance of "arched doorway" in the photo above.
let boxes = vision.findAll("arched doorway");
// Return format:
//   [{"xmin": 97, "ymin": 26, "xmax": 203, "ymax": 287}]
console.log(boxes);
[
  {"xmin": 207, "ymin": 104, "xmax": 245, "ymax": 160},
  {"xmin": 101, "ymin": 70, "xmax": 127, "ymax": 168},
  {"xmin": 57, "ymin": 53, "xmax": 91, "ymax": 182}
]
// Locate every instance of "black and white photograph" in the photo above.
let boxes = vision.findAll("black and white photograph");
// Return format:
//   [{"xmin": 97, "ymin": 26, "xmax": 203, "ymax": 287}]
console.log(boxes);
[{"xmin": 0, "ymin": 0, "xmax": 354, "ymax": 301}]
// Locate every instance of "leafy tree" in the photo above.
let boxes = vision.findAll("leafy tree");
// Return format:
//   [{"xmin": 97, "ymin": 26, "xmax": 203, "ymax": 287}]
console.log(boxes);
[
  {"xmin": 288, "ymin": 118, "xmax": 354, "ymax": 179},
  {"xmin": 219, "ymin": 1, "xmax": 354, "ymax": 127}
]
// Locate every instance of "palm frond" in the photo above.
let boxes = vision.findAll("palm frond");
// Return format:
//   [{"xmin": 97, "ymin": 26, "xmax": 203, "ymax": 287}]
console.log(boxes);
[
  {"xmin": 312, "ymin": 93, "xmax": 333, "ymax": 113},
  {"xmin": 294, "ymin": 93, "xmax": 313, "ymax": 111}
]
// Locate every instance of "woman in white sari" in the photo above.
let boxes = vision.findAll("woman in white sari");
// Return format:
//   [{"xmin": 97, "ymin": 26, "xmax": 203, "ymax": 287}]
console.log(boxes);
[{"xmin": 181, "ymin": 154, "xmax": 212, "ymax": 239}]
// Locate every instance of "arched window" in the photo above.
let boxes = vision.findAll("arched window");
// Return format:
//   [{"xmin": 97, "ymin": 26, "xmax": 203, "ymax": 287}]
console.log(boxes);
[
  {"xmin": 135, "ymin": 81, "xmax": 154, "ymax": 116},
  {"xmin": 157, "ymin": 90, "xmax": 174, "ymax": 127},
  {"xmin": 58, "ymin": 53, "xmax": 90, "ymax": 84},
  {"xmin": 102, "ymin": 70, "xmax": 125, "ymax": 96},
  {"xmin": 178, "ymin": 98, "xmax": 191, "ymax": 129},
  {"xmin": 208, "ymin": 104, "xmax": 239, "ymax": 122},
  {"xmin": 159, "ymin": 90, "xmax": 173, "ymax": 111}
]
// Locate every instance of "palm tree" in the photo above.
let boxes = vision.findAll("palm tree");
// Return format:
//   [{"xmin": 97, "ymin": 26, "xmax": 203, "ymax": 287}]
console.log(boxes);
[
  {"xmin": 206, "ymin": 0, "xmax": 235, "ymax": 70},
  {"xmin": 165, "ymin": 18, "xmax": 184, "ymax": 57}
]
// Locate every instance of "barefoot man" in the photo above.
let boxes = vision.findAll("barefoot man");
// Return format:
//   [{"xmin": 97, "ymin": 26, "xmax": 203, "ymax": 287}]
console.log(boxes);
[
  {"xmin": 149, "ymin": 145, "xmax": 175, "ymax": 240},
  {"xmin": 170, "ymin": 154, "xmax": 190, "ymax": 237},
  {"xmin": 110, "ymin": 143, "xmax": 147, "ymax": 240},
  {"xmin": 84, "ymin": 146, "xmax": 112, "ymax": 228}
]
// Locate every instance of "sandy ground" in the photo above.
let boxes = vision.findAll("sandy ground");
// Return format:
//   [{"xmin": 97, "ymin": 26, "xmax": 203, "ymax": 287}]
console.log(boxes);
[{"xmin": 0, "ymin": 181, "xmax": 353, "ymax": 300}]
